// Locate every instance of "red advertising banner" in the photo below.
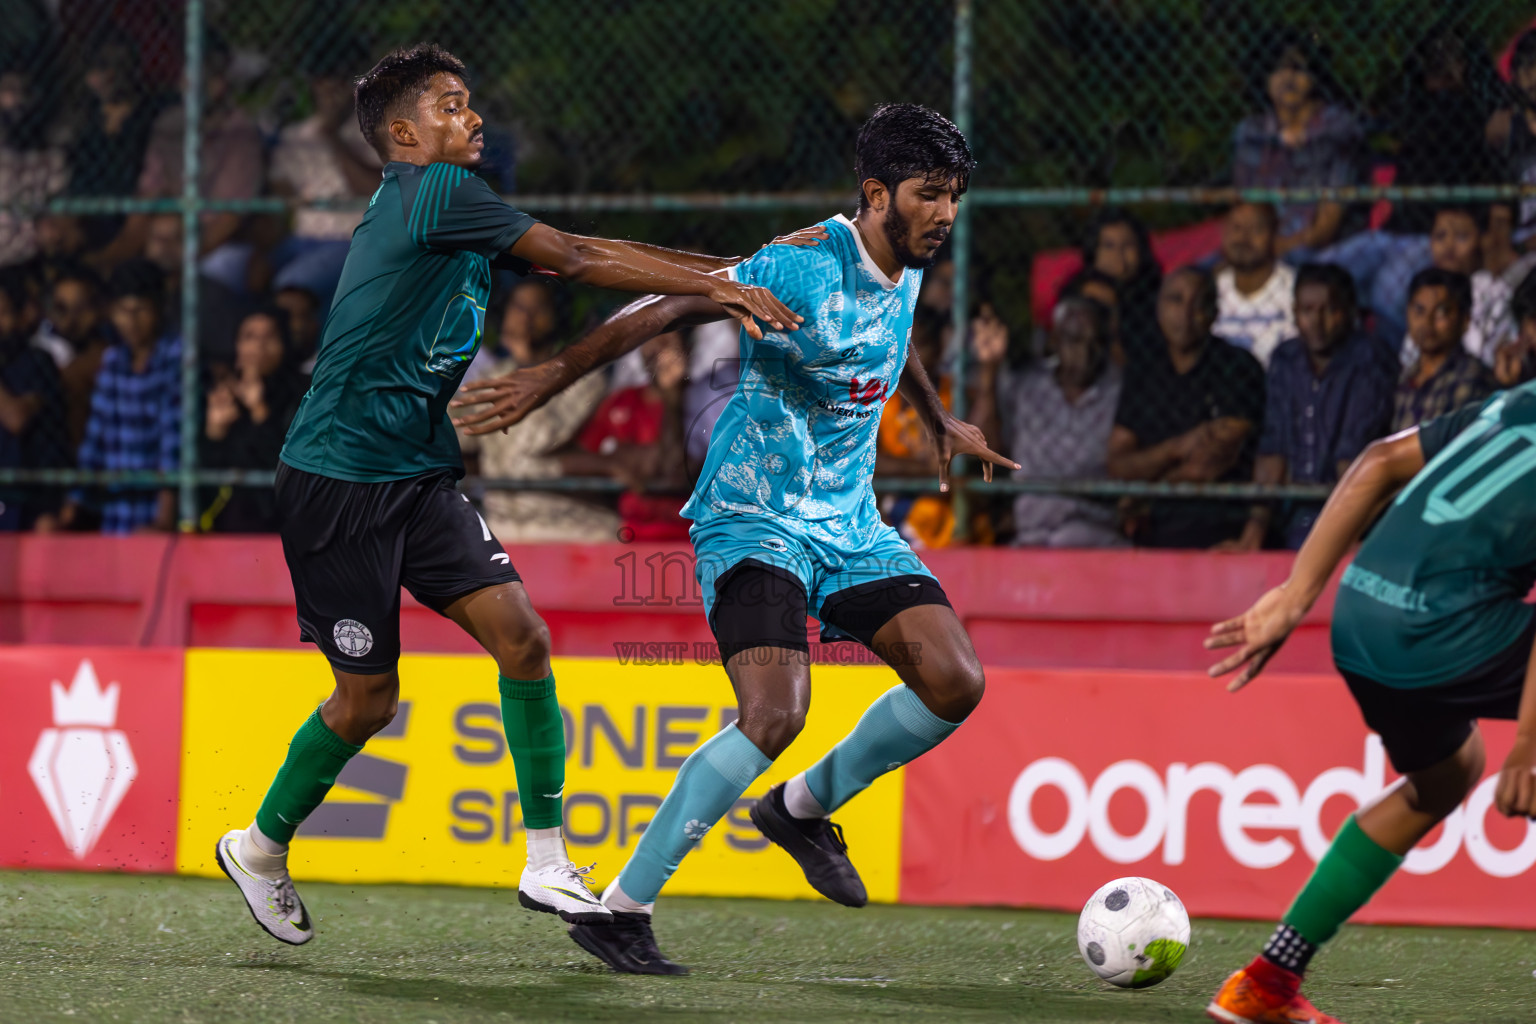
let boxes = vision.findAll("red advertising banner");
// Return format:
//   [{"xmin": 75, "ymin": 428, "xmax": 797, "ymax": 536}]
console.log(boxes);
[
  {"xmin": 0, "ymin": 646, "xmax": 184, "ymax": 872},
  {"xmin": 901, "ymin": 668, "xmax": 1536, "ymax": 929}
]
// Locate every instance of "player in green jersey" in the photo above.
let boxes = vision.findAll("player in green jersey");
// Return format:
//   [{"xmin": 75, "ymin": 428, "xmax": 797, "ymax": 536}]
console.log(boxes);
[
  {"xmin": 1204, "ymin": 382, "xmax": 1536, "ymax": 1024},
  {"xmin": 214, "ymin": 43, "xmax": 802, "ymax": 946}
]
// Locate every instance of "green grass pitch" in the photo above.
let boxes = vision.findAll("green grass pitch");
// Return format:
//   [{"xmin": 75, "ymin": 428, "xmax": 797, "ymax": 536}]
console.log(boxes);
[{"xmin": 1, "ymin": 871, "xmax": 1532, "ymax": 1023}]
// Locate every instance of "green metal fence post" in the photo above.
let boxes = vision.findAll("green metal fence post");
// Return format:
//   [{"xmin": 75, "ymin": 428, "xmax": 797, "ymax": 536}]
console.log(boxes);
[
  {"xmin": 178, "ymin": 0, "xmax": 205, "ymax": 531},
  {"xmin": 950, "ymin": 0, "xmax": 974, "ymax": 539}
]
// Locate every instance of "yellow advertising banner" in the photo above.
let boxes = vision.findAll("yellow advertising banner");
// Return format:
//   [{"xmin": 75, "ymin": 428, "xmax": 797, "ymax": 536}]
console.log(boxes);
[{"xmin": 177, "ymin": 650, "xmax": 904, "ymax": 902}]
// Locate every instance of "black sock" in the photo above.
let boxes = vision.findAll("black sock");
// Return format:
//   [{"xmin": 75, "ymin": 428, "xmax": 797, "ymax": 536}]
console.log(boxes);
[{"xmin": 1261, "ymin": 922, "xmax": 1317, "ymax": 974}]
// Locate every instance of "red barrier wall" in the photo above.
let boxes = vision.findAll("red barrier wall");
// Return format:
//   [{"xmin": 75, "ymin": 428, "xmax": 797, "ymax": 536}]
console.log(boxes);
[
  {"xmin": 901, "ymin": 668, "xmax": 1536, "ymax": 929},
  {"xmin": 0, "ymin": 536, "xmax": 1340, "ymax": 672}
]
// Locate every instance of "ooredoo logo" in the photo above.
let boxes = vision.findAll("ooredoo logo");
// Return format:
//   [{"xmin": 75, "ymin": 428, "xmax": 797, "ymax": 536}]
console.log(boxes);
[
  {"xmin": 26, "ymin": 660, "xmax": 138, "ymax": 859},
  {"xmin": 1008, "ymin": 737, "xmax": 1536, "ymax": 879}
]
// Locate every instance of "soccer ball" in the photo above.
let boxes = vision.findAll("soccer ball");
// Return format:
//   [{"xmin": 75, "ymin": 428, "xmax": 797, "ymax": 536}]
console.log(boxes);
[{"xmin": 1076, "ymin": 876, "xmax": 1190, "ymax": 989}]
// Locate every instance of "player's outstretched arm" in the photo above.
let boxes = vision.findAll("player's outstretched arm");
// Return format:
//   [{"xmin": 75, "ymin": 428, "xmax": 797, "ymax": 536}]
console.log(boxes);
[
  {"xmin": 894, "ymin": 345, "xmax": 1018, "ymax": 492},
  {"xmin": 1206, "ymin": 428, "xmax": 1426, "ymax": 691},
  {"xmin": 509, "ymin": 224, "xmax": 800, "ymax": 341},
  {"xmin": 452, "ymin": 292, "xmax": 728, "ymax": 435},
  {"xmin": 618, "ymin": 225, "xmax": 831, "ymax": 274}
]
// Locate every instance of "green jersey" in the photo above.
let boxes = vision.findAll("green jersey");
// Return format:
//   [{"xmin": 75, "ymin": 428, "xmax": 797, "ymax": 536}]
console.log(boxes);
[
  {"xmin": 1333, "ymin": 382, "xmax": 1536, "ymax": 687},
  {"xmin": 281, "ymin": 161, "xmax": 536, "ymax": 482}
]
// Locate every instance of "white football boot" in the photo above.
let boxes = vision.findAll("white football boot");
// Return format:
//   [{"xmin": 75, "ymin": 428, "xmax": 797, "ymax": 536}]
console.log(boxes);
[
  {"xmin": 214, "ymin": 829, "xmax": 314, "ymax": 945},
  {"xmin": 517, "ymin": 861, "xmax": 612, "ymax": 924}
]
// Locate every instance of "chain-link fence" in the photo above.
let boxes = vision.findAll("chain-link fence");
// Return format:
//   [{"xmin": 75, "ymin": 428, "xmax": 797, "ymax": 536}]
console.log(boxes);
[{"xmin": 3, "ymin": 1, "xmax": 1536, "ymax": 545}]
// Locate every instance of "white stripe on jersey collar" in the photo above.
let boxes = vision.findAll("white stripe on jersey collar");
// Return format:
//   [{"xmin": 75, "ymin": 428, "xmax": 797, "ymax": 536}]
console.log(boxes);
[{"xmin": 833, "ymin": 213, "xmax": 902, "ymax": 290}]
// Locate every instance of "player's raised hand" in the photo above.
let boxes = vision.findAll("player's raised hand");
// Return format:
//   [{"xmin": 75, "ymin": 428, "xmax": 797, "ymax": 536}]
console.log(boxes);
[
  {"xmin": 451, "ymin": 361, "xmax": 564, "ymax": 434},
  {"xmin": 707, "ymin": 279, "xmax": 802, "ymax": 340},
  {"xmin": 1495, "ymin": 736, "xmax": 1536, "ymax": 819},
  {"xmin": 1204, "ymin": 584, "xmax": 1307, "ymax": 692},
  {"xmin": 765, "ymin": 225, "xmax": 830, "ymax": 249},
  {"xmin": 933, "ymin": 413, "xmax": 1019, "ymax": 492}
]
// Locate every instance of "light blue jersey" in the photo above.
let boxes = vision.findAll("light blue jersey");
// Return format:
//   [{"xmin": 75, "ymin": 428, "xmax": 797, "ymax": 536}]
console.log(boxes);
[
  {"xmin": 681, "ymin": 214, "xmax": 937, "ymax": 625},
  {"xmin": 683, "ymin": 214, "xmax": 920, "ymax": 548}
]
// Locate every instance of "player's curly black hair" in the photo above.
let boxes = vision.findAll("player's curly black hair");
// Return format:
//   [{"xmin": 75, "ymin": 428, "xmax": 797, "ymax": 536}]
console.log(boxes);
[
  {"xmin": 354, "ymin": 43, "xmax": 467, "ymax": 159},
  {"xmin": 853, "ymin": 103, "xmax": 975, "ymax": 212}
]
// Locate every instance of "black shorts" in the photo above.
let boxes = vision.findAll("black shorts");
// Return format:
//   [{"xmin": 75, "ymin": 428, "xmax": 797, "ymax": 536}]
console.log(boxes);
[
  {"xmin": 276, "ymin": 463, "xmax": 521, "ymax": 673},
  {"xmin": 1340, "ymin": 616, "xmax": 1536, "ymax": 774},
  {"xmin": 707, "ymin": 558, "xmax": 952, "ymax": 666}
]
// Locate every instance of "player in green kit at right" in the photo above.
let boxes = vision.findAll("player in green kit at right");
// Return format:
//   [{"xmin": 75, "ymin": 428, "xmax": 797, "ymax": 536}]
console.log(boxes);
[
  {"xmin": 212, "ymin": 43, "xmax": 801, "ymax": 946},
  {"xmin": 1204, "ymin": 381, "xmax": 1536, "ymax": 1024}
]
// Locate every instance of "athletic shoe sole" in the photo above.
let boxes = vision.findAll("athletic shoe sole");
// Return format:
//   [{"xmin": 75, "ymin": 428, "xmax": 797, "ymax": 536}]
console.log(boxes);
[
  {"xmin": 213, "ymin": 836, "xmax": 312, "ymax": 946},
  {"xmin": 517, "ymin": 888, "xmax": 612, "ymax": 925}
]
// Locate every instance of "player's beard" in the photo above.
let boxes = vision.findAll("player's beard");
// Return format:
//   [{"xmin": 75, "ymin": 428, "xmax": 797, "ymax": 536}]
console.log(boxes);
[{"xmin": 883, "ymin": 201, "xmax": 943, "ymax": 270}]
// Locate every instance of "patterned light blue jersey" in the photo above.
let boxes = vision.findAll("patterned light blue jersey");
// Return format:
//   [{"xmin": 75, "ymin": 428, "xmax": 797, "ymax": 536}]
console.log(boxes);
[{"xmin": 681, "ymin": 214, "xmax": 921, "ymax": 553}]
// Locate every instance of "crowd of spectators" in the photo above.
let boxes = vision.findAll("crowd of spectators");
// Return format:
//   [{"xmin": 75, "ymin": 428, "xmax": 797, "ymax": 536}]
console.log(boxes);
[
  {"xmin": 978, "ymin": 193, "xmax": 1529, "ymax": 551},
  {"xmin": 5, "ymin": 20, "xmax": 1536, "ymax": 549}
]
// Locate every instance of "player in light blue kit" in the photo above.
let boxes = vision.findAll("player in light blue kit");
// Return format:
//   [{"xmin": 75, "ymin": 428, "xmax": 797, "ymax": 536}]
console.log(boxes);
[{"xmin": 455, "ymin": 104, "xmax": 1016, "ymax": 974}]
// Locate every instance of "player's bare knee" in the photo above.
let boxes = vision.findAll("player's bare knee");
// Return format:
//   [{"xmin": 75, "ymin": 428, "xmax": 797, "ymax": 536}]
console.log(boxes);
[
  {"xmin": 1408, "ymin": 775, "xmax": 1474, "ymax": 821},
  {"xmin": 954, "ymin": 655, "xmax": 987, "ymax": 713},
  {"xmin": 737, "ymin": 703, "xmax": 807, "ymax": 760},
  {"xmin": 494, "ymin": 616, "xmax": 552, "ymax": 679},
  {"xmin": 918, "ymin": 650, "xmax": 985, "ymax": 721},
  {"xmin": 1459, "ymin": 740, "xmax": 1487, "ymax": 788},
  {"xmin": 1408, "ymin": 741, "xmax": 1484, "ymax": 818},
  {"xmin": 325, "ymin": 690, "xmax": 396, "ymax": 744},
  {"xmin": 1443, "ymin": 733, "xmax": 1487, "ymax": 799},
  {"xmin": 363, "ymin": 698, "xmax": 398, "ymax": 737}
]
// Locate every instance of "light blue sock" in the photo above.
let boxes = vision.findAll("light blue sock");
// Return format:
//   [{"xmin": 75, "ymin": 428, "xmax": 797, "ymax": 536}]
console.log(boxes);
[
  {"xmin": 803, "ymin": 685, "xmax": 961, "ymax": 815},
  {"xmin": 616, "ymin": 723, "xmax": 771, "ymax": 904}
]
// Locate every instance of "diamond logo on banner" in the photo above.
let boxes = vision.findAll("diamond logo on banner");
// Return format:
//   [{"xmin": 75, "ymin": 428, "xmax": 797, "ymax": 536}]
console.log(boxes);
[{"xmin": 27, "ymin": 660, "xmax": 139, "ymax": 859}]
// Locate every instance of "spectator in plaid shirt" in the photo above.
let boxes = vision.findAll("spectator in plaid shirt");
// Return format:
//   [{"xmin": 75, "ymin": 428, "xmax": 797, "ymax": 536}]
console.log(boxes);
[
  {"xmin": 1392, "ymin": 267, "xmax": 1497, "ymax": 433},
  {"xmin": 57, "ymin": 260, "xmax": 181, "ymax": 533}
]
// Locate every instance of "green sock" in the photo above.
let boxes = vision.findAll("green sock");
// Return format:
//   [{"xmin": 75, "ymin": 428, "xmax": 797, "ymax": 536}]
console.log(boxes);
[
  {"xmin": 1282, "ymin": 815, "xmax": 1404, "ymax": 945},
  {"xmin": 254, "ymin": 708, "xmax": 364, "ymax": 844},
  {"xmin": 499, "ymin": 673, "xmax": 565, "ymax": 830}
]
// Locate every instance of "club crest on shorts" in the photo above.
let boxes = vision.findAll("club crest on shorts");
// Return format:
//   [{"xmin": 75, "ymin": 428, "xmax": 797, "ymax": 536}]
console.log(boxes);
[{"xmin": 333, "ymin": 619, "xmax": 374, "ymax": 658}]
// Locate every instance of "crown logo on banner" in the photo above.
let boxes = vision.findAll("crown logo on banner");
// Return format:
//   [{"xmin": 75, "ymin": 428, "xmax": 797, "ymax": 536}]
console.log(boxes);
[
  {"xmin": 28, "ymin": 660, "xmax": 138, "ymax": 860},
  {"xmin": 51, "ymin": 660, "xmax": 120, "ymax": 728}
]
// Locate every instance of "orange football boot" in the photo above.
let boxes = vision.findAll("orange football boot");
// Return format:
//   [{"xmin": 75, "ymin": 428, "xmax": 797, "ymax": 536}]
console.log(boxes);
[{"xmin": 1206, "ymin": 959, "xmax": 1343, "ymax": 1024}]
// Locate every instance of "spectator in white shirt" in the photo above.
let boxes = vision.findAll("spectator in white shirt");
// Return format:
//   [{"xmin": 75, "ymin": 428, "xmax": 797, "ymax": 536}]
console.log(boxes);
[{"xmin": 1214, "ymin": 202, "xmax": 1296, "ymax": 367}]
